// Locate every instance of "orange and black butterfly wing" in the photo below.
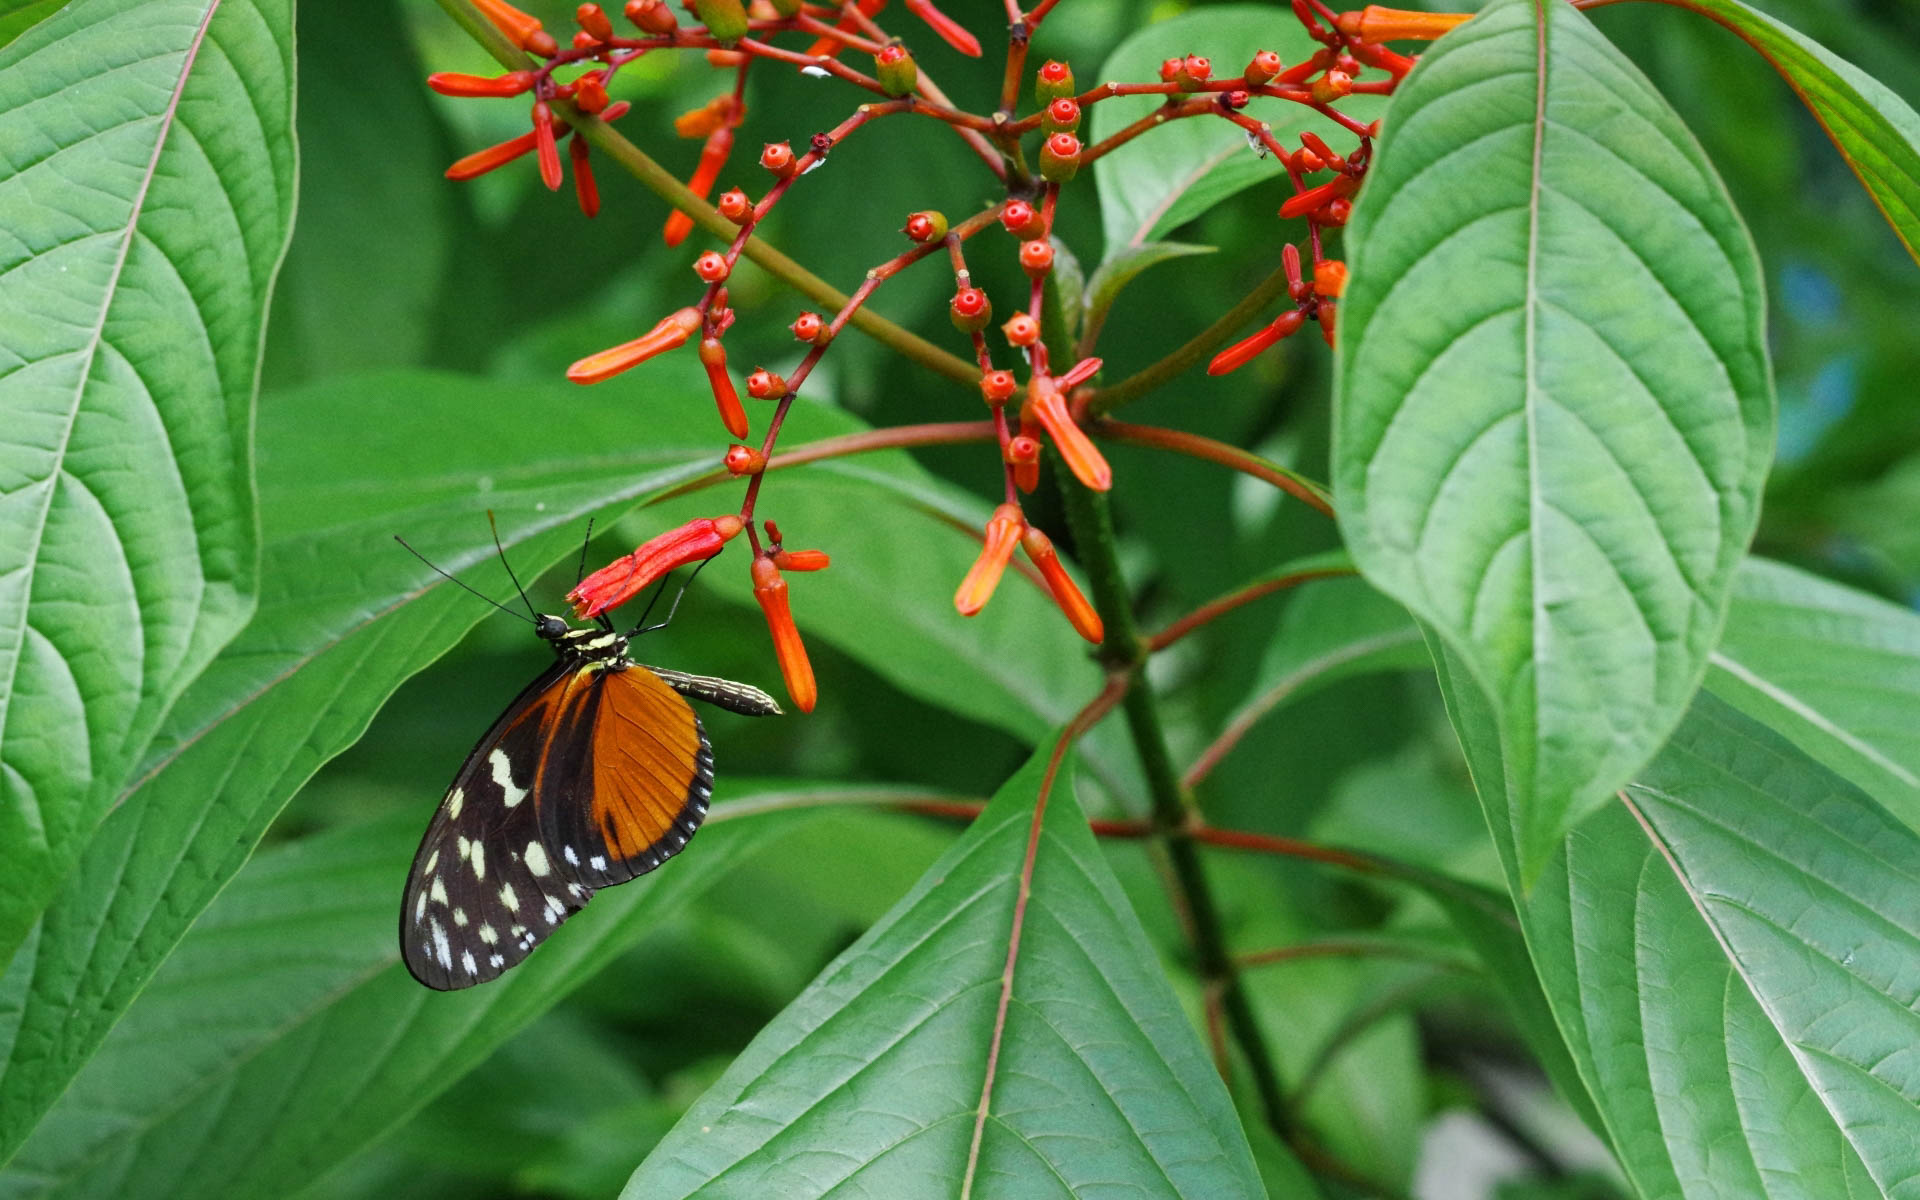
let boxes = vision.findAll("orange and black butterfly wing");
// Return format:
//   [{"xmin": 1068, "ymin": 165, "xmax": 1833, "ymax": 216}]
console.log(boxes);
[
  {"xmin": 534, "ymin": 665, "xmax": 712, "ymax": 889},
  {"xmin": 399, "ymin": 663, "xmax": 593, "ymax": 990}
]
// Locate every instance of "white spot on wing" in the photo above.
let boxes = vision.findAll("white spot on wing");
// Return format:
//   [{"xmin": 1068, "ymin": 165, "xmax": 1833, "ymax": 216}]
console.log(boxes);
[
  {"xmin": 543, "ymin": 894, "xmax": 565, "ymax": 924},
  {"xmin": 525, "ymin": 842, "xmax": 551, "ymax": 876},
  {"xmin": 462, "ymin": 950, "xmax": 477, "ymax": 975},
  {"xmin": 453, "ymin": 908, "xmax": 467, "ymax": 926},
  {"xmin": 431, "ymin": 920, "xmax": 452, "ymax": 970},
  {"xmin": 499, "ymin": 884, "xmax": 520, "ymax": 913},
  {"xmin": 490, "ymin": 749, "xmax": 528, "ymax": 808},
  {"xmin": 424, "ymin": 849, "xmax": 439, "ymax": 875},
  {"xmin": 479, "ymin": 923, "xmax": 498, "ymax": 945},
  {"xmin": 489, "ymin": 954, "xmax": 504, "ymax": 968},
  {"xmin": 448, "ymin": 788, "xmax": 464, "ymax": 820},
  {"xmin": 589, "ymin": 855, "xmax": 607, "ymax": 871},
  {"xmin": 413, "ymin": 891, "xmax": 427, "ymax": 923},
  {"xmin": 564, "ymin": 845, "xmax": 579, "ymax": 866},
  {"xmin": 430, "ymin": 877, "xmax": 449, "ymax": 907},
  {"xmin": 470, "ymin": 842, "xmax": 486, "ymax": 880}
]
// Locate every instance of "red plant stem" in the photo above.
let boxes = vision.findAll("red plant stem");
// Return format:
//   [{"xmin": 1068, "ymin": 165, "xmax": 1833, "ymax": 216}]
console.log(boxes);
[
  {"xmin": 959, "ymin": 672, "xmax": 1129, "ymax": 1198},
  {"xmin": 1095, "ymin": 420, "xmax": 1335, "ymax": 517},
  {"xmin": 790, "ymin": 11, "xmax": 886, "ymax": 53},
  {"xmin": 1146, "ymin": 564, "xmax": 1356, "ymax": 651}
]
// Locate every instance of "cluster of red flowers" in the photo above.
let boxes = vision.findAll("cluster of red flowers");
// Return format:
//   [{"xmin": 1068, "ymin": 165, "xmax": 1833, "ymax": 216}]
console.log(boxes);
[{"xmin": 431, "ymin": 0, "xmax": 1445, "ymax": 713}]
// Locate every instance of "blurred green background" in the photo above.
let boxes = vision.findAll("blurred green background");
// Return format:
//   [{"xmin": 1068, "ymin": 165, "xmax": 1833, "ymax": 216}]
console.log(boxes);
[{"xmin": 253, "ymin": 0, "xmax": 1920, "ymax": 1194}]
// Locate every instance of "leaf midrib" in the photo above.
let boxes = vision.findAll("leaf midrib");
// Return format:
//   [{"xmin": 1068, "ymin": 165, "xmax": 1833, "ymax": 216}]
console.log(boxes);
[{"xmin": 0, "ymin": 1, "xmax": 219, "ymax": 778}]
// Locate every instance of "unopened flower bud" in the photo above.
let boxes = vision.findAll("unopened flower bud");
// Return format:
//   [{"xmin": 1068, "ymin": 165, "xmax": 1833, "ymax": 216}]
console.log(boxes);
[
  {"xmin": 903, "ymin": 209, "xmax": 948, "ymax": 242},
  {"xmin": 693, "ymin": 0, "xmax": 749, "ymax": 45},
  {"xmin": 875, "ymin": 43, "xmax": 918, "ymax": 96},
  {"xmin": 1001, "ymin": 313, "xmax": 1040, "ymax": 347},
  {"xmin": 752, "ymin": 556, "xmax": 816, "ymax": 712},
  {"xmin": 1311, "ymin": 69, "xmax": 1354, "ymax": 103},
  {"xmin": 790, "ymin": 310, "xmax": 828, "ymax": 343},
  {"xmin": 1043, "ymin": 97, "xmax": 1081, "ymax": 133},
  {"xmin": 626, "ymin": 0, "xmax": 679, "ymax": 32},
  {"xmin": 760, "ymin": 141, "xmax": 797, "ymax": 177},
  {"xmin": 1039, "ymin": 132, "xmax": 1080, "ymax": 182},
  {"xmin": 1001, "ymin": 199, "xmax": 1045, "ymax": 240},
  {"xmin": 980, "ymin": 369, "xmax": 1017, "ymax": 404},
  {"xmin": 951, "ymin": 287, "xmax": 992, "ymax": 334},
  {"xmin": 568, "ymin": 307, "xmax": 703, "ymax": 383},
  {"xmin": 746, "ymin": 368, "xmax": 788, "ymax": 400},
  {"xmin": 1246, "ymin": 49, "xmax": 1282, "ymax": 85},
  {"xmin": 1019, "ymin": 239, "xmax": 1054, "ymax": 278},
  {"xmin": 725, "ymin": 444, "xmax": 765, "ymax": 474},
  {"xmin": 694, "ymin": 251, "xmax": 730, "ymax": 282},
  {"xmin": 577, "ymin": 3, "xmax": 614, "ymax": 39},
  {"xmin": 1022, "ymin": 526, "xmax": 1102, "ymax": 643},
  {"xmin": 1035, "ymin": 59, "xmax": 1075, "ymax": 103}
]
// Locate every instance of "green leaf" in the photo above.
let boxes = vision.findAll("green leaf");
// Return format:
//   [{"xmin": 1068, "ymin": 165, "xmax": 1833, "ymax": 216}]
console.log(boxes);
[
  {"xmin": 0, "ymin": 0, "xmax": 294, "ymax": 967},
  {"xmin": 1437, "ymin": 647, "xmax": 1920, "ymax": 1197},
  {"xmin": 0, "ymin": 788, "xmax": 808, "ymax": 1198},
  {"xmin": 1708, "ymin": 557, "xmax": 1920, "ymax": 830},
  {"xmin": 1208, "ymin": 574, "xmax": 1426, "ymax": 775},
  {"xmin": 1089, "ymin": 6, "xmax": 1385, "ymax": 255},
  {"xmin": 623, "ymin": 744, "xmax": 1270, "ymax": 1198},
  {"xmin": 0, "ymin": 368, "xmax": 1101, "ymax": 1162},
  {"xmin": 0, "ymin": 0, "xmax": 65, "ymax": 46},
  {"xmin": 1650, "ymin": 0, "xmax": 1920, "ymax": 267},
  {"xmin": 1334, "ymin": 0, "xmax": 1774, "ymax": 882}
]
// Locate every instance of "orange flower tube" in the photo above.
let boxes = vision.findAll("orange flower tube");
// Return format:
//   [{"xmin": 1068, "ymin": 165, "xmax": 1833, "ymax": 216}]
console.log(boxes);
[
  {"xmin": 904, "ymin": 0, "xmax": 980, "ymax": 57},
  {"xmin": 427, "ymin": 71, "xmax": 537, "ymax": 97},
  {"xmin": 567, "ymin": 307, "xmax": 703, "ymax": 384},
  {"xmin": 752, "ymin": 556, "xmax": 817, "ymax": 712},
  {"xmin": 1334, "ymin": 5, "xmax": 1470, "ymax": 43},
  {"xmin": 1026, "ymin": 383, "xmax": 1112, "ymax": 491},
  {"xmin": 666, "ymin": 126, "xmax": 735, "ymax": 247},
  {"xmin": 472, "ymin": 0, "xmax": 545, "ymax": 48},
  {"xmin": 568, "ymin": 515, "xmax": 744, "ymax": 619},
  {"xmin": 1021, "ymin": 527, "xmax": 1103, "ymax": 644},
  {"xmin": 446, "ymin": 131, "xmax": 539, "ymax": 180},
  {"xmin": 954, "ymin": 504, "xmax": 1025, "ymax": 616}
]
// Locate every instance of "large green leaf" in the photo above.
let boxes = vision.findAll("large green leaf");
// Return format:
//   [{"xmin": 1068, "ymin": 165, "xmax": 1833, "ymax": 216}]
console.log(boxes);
[
  {"xmin": 1334, "ymin": 0, "xmax": 1774, "ymax": 882},
  {"xmin": 0, "ymin": 369, "xmax": 1098, "ymax": 1164},
  {"xmin": 1089, "ymin": 6, "xmax": 1386, "ymax": 256},
  {"xmin": 1708, "ymin": 557, "xmax": 1920, "ymax": 830},
  {"xmin": 623, "ymin": 745, "xmax": 1270, "ymax": 1198},
  {"xmin": 1436, "ymin": 647, "xmax": 1920, "ymax": 1197},
  {"xmin": 0, "ymin": 0, "xmax": 294, "ymax": 968},
  {"xmin": 0, "ymin": 788, "xmax": 827, "ymax": 1199},
  {"xmin": 1646, "ymin": 0, "xmax": 1920, "ymax": 266}
]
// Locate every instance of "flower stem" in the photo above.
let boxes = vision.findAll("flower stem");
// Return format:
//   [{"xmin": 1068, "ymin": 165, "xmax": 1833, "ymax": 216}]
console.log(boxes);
[{"xmin": 1051, "ymin": 471, "xmax": 1293, "ymax": 1139}]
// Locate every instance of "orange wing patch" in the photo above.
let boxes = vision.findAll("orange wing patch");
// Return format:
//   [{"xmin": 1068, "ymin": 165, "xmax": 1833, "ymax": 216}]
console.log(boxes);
[{"xmin": 591, "ymin": 666, "xmax": 704, "ymax": 860}]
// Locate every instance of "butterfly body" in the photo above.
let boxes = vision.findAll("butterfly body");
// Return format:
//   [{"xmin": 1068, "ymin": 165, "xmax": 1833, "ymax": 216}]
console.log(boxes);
[{"xmin": 401, "ymin": 613, "xmax": 778, "ymax": 990}]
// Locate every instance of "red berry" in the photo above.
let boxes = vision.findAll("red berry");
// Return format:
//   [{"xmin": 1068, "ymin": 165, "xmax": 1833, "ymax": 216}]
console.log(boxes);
[
  {"xmin": 1001, "ymin": 313, "xmax": 1040, "ymax": 347},
  {"xmin": 1001, "ymin": 199, "xmax": 1044, "ymax": 239},
  {"xmin": 1044, "ymin": 97, "xmax": 1081, "ymax": 133},
  {"xmin": 950, "ymin": 287, "xmax": 992, "ymax": 333},
  {"xmin": 903, "ymin": 210, "xmax": 948, "ymax": 242},
  {"xmin": 790, "ymin": 310, "xmax": 826, "ymax": 343}
]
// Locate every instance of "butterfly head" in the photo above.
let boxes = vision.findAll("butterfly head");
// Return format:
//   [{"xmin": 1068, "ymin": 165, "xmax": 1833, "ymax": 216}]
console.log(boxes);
[{"xmin": 533, "ymin": 613, "xmax": 571, "ymax": 642}]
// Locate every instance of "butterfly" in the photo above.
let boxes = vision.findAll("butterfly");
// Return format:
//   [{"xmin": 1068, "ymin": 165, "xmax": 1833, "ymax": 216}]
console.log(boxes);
[{"xmin": 397, "ymin": 535, "xmax": 779, "ymax": 991}]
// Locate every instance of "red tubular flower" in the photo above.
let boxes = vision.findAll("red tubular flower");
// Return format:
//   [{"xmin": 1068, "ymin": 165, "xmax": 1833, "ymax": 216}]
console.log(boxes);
[
  {"xmin": 1021, "ymin": 527, "xmax": 1103, "ymax": 644},
  {"xmin": 1026, "ymin": 382, "xmax": 1112, "ymax": 491},
  {"xmin": 699, "ymin": 337, "xmax": 750, "ymax": 437},
  {"xmin": 954, "ymin": 504, "xmax": 1025, "ymax": 616},
  {"xmin": 531, "ymin": 101, "xmax": 563, "ymax": 190},
  {"xmin": 577, "ymin": 2, "xmax": 614, "ymax": 39},
  {"xmin": 752, "ymin": 556, "xmax": 816, "ymax": 712},
  {"xmin": 427, "ymin": 71, "xmax": 537, "ymax": 97},
  {"xmin": 570, "ymin": 515, "xmax": 746, "ymax": 618},
  {"xmin": 1208, "ymin": 309, "xmax": 1305, "ymax": 375},
  {"xmin": 1335, "ymin": 5, "xmax": 1471, "ymax": 43},
  {"xmin": 570, "ymin": 136, "xmax": 599, "ymax": 217},
  {"xmin": 626, "ymin": 0, "xmax": 678, "ymax": 33},
  {"xmin": 1057, "ymin": 356, "xmax": 1102, "ymax": 390},
  {"xmin": 773, "ymin": 548, "xmax": 830, "ymax": 571},
  {"xmin": 473, "ymin": 0, "xmax": 545, "ymax": 49},
  {"xmin": 1279, "ymin": 174, "xmax": 1358, "ymax": 219},
  {"xmin": 665, "ymin": 126, "xmax": 733, "ymax": 246},
  {"xmin": 446, "ymin": 130, "xmax": 539, "ymax": 180},
  {"xmin": 567, "ymin": 307, "xmax": 703, "ymax": 383},
  {"xmin": 903, "ymin": 0, "xmax": 980, "ymax": 56}
]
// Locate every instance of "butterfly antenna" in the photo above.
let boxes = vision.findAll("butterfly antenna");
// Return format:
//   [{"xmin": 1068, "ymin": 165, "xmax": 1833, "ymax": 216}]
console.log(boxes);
[
  {"xmin": 486, "ymin": 510, "xmax": 538, "ymax": 620},
  {"xmin": 574, "ymin": 517, "xmax": 596, "ymax": 587},
  {"xmin": 393, "ymin": 536, "xmax": 532, "ymax": 624},
  {"xmin": 634, "ymin": 557, "xmax": 711, "ymax": 636},
  {"xmin": 627, "ymin": 570, "xmax": 677, "ymax": 635}
]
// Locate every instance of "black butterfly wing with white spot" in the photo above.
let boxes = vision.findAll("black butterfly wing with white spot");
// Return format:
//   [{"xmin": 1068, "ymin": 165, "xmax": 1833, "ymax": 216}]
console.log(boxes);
[{"xmin": 399, "ymin": 662, "xmax": 594, "ymax": 990}]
